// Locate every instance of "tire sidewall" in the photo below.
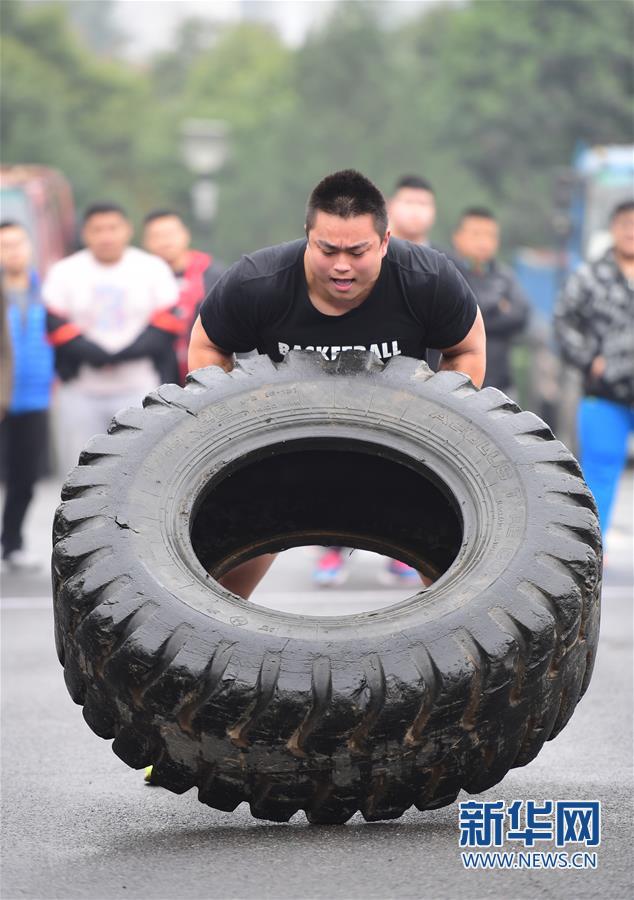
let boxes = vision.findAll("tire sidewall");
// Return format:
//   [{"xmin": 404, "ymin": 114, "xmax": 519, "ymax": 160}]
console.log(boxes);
[{"xmin": 115, "ymin": 372, "xmax": 529, "ymax": 645}]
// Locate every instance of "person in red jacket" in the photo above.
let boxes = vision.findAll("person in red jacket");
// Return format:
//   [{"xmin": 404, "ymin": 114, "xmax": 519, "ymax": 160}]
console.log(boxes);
[{"xmin": 143, "ymin": 210, "xmax": 224, "ymax": 385}]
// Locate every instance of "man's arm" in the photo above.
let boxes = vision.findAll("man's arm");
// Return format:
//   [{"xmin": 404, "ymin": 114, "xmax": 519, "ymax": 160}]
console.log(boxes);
[
  {"xmin": 484, "ymin": 274, "xmax": 530, "ymax": 337},
  {"xmin": 438, "ymin": 307, "xmax": 486, "ymax": 388},
  {"xmin": 188, "ymin": 315, "xmax": 234, "ymax": 372},
  {"xmin": 113, "ymin": 305, "xmax": 184, "ymax": 364}
]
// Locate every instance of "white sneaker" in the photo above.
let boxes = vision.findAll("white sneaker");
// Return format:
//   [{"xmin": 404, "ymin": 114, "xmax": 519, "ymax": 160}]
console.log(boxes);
[{"xmin": 2, "ymin": 550, "xmax": 42, "ymax": 573}]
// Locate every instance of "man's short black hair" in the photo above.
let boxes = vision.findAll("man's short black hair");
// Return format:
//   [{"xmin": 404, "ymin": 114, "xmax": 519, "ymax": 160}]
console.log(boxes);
[
  {"xmin": 610, "ymin": 199, "xmax": 634, "ymax": 222},
  {"xmin": 306, "ymin": 169, "xmax": 388, "ymax": 238},
  {"xmin": 393, "ymin": 175, "xmax": 434, "ymax": 195},
  {"xmin": 82, "ymin": 202, "xmax": 128, "ymax": 224},
  {"xmin": 143, "ymin": 209, "xmax": 184, "ymax": 227},
  {"xmin": 0, "ymin": 220, "xmax": 25, "ymax": 231},
  {"xmin": 458, "ymin": 206, "xmax": 497, "ymax": 225}
]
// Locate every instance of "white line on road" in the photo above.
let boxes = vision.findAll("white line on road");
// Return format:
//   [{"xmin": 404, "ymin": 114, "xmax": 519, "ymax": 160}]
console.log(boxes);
[{"xmin": 1, "ymin": 597, "xmax": 53, "ymax": 609}]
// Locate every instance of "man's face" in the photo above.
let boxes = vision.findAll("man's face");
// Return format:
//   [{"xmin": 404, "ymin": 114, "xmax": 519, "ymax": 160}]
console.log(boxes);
[
  {"xmin": 143, "ymin": 216, "xmax": 190, "ymax": 269},
  {"xmin": 305, "ymin": 211, "xmax": 389, "ymax": 304},
  {"xmin": 611, "ymin": 210, "xmax": 634, "ymax": 260},
  {"xmin": 82, "ymin": 212, "xmax": 132, "ymax": 264},
  {"xmin": 0, "ymin": 225, "xmax": 32, "ymax": 275},
  {"xmin": 388, "ymin": 188, "xmax": 436, "ymax": 243},
  {"xmin": 453, "ymin": 216, "xmax": 499, "ymax": 265}
]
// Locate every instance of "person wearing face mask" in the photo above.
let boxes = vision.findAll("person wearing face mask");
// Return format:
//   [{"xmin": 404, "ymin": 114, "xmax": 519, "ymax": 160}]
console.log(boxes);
[{"xmin": 188, "ymin": 169, "xmax": 486, "ymax": 600}]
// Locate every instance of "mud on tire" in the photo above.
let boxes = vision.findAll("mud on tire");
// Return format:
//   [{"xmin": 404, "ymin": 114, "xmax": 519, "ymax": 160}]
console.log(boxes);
[{"xmin": 52, "ymin": 351, "xmax": 602, "ymax": 823}]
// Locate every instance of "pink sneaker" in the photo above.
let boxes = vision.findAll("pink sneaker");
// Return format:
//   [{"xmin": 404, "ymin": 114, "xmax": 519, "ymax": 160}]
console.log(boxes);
[
  {"xmin": 313, "ymin": 548, "xmax": 348, "ymax": 587},
  {"xmin": 379, "ymin": 558, "xmax": 420, "ymax": 586}
]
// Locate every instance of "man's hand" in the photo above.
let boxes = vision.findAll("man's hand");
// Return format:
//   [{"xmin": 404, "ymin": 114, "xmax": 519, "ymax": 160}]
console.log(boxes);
[
  {"xmin": 590, "ymin": 355, "xmax": 606, "ymax": 379},
  {"xmin": 188, "ymin": 316, "xmax": 234, "ymax": 373},
  {"xmin": 438, "ymin": 307, "xmax": 486, "ymax": 388}
]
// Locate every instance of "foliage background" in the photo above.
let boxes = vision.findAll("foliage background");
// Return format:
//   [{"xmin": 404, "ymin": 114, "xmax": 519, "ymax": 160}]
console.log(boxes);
[{"xmin": 2, "ymin": 0, "xmax": 632, "ymax": 261}]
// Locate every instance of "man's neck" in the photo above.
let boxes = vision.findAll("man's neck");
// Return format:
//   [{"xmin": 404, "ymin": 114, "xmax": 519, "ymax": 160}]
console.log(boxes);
[
  {"xmin": 614, "ymin": 250, "xmax": 634, "ymax": 280},
  {"xmin": 91, "ymin": 250, "xmax": 126, "ymax": 266},
  {"xmin": 392, "ymin": 231, "xmax": 429, "ymax": 246},
  {"xmin": 171, "ymin": 249, "xmax": 191, "ymax": 275},
  {"xmin": 2, "ymin": 270, "xmax": 29, "ymax": 291},
  {"xmin": 458, "ymin": 255, "xmax": 493, "ymax": 273}
]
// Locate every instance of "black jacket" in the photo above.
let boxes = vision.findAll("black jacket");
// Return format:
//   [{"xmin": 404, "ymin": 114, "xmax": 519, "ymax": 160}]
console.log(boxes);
[{"xmin": 448, "ymin": 254, "xmax": 530, "ymax": 390}]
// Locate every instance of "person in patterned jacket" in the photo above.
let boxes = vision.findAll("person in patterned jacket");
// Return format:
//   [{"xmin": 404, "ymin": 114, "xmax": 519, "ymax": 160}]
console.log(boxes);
[{"xmin": 554, "ymin": 199, "xmax": 634, "ymax": 534}]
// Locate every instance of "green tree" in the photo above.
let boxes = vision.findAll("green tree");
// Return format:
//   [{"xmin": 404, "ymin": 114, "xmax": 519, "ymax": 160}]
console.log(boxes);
[
  {"xmin": 1, "ymin": 0, "xmax": 188, "ymax": 228},
  {"xmin": 201, "ymin": 0, "xmax": 633, "ymax": 259},
  {"xmin": 176, "ymin": 21, "xmax": 298, "ymax": 257},
  {"xmin": 3, "ymin": 0, "xmax": 632, "ymax": 263},
  {"xmin": 403, "ymin": 0, "xmax": 634, "ymax": 246},
  {"xmin": 182, "ymin": 1, "xmax": 486, "ymax": 259},
  {"xmin": 65, "ymin": 0, "xmax": 128, "ymax": 58}
]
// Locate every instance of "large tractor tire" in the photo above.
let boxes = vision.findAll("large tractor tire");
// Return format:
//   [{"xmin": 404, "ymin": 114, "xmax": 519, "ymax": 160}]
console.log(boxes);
[{"xmin": 52, "ymin": 352, "xmax": 601, "ymax": 824}]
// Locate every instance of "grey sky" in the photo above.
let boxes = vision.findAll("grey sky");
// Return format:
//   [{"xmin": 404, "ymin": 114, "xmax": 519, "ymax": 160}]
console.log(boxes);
[{"xmin": 112, "ymin": 0, "xmax": 444, "ymax": 58}]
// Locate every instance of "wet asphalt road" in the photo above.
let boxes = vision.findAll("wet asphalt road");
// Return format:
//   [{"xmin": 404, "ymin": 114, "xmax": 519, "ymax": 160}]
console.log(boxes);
[{"xmin": 1, "ymin": 476, "xmax": 632, "ymax": 900}]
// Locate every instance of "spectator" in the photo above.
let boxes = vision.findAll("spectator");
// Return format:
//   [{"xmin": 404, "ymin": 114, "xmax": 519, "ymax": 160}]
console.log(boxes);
[
  {"xmin": 0, "ymin": 221, "xmax": 54, "ymax": 571},
  {"xmin": 0, "ymin": 285, "xmax": 11, "ymax": 419},
  {"xmin": 389, "ymin": 175, "xmax": 444, "ymax": 377},
  {"xmin": 451, "ymin": 207, "xmax": 529, "ymax": 393},
  {"xmin": 387, "ymin": 174, "xmax": 438, "ymax": 248},
  {"xmin": 142, "ymin": 210, "xmax": 224, "ymax": 384},
  {"xmin": 43, "ymin": 202, "xmax": 180, "ymax": 475},
  {"xmin": 554, "ymin": 199, "xmax": 634, "ymax": 535}
]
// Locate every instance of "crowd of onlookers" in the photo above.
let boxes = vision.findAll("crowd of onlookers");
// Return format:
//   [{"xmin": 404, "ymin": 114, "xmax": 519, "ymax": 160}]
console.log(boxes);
[
  {"xmin": 0, "ymin": 175, "xmax": 632, "ymax": 579},
  {"xmin": 0, "ymin": 204, "xmax": 219, "ymax": 571}
]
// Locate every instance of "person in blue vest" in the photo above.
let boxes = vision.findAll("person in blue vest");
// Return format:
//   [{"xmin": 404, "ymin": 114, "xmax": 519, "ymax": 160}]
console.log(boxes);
[{"xmin": 0, "ymin": 221, "xmax": 54, "ymax": 571}]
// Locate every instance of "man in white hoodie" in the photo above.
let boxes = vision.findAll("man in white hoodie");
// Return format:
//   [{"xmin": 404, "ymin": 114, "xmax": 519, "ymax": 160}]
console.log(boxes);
[{"xmin": 43, "ymin": 202, "xmax": 180, "ymax": 474}]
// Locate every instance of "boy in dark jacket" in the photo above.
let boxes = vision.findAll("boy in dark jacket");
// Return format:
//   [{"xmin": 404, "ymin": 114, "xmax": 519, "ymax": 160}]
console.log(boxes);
[{"xmin": 451, "ymin": 207, "xmax": 529, "ymax": 394}]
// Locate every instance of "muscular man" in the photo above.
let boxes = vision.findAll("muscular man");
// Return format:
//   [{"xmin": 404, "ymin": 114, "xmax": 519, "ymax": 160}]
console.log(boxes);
[
  {"xmin": 189, "ymin": 169, "xmax": 485, "ymax": 599},
  {"xmin": 312, "ymin": 172, "xmax": 439, "ymax": 586}
]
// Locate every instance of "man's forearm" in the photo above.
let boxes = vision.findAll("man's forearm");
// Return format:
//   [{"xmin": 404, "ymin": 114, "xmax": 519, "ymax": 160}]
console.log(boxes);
[
  {"xmin": 439, "ymin": 350, "xmax": 486, "ymax": 388},
  {"xmin": 188, "ymin": 316, "xmax": 234, "ymax": 373},
  {"xmin": 188, "ymin": 344, "xmax": 234, "ymax": 372}
]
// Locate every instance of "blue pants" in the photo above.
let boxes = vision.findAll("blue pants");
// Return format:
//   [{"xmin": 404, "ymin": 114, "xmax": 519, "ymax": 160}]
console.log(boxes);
[{"xmin": 578, "ymin": 396, "xmax": 634, "ymax": 533}]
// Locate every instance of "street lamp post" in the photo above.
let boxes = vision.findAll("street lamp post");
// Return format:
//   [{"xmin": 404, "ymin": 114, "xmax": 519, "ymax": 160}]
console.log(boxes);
[{"xmin": 179, "ymin": 118, "xmax": 230, "ymax": 226}]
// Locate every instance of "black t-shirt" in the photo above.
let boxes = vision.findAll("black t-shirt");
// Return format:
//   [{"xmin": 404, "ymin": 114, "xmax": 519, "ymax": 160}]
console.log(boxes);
[{"xmin": 199, "ymin": 237, "xmax": 477, "ymax": 363}]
